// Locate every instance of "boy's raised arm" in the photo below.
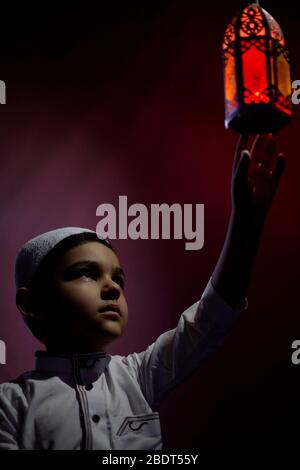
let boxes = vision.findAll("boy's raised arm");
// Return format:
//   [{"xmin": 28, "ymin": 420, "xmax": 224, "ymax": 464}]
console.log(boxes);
[
  {"xmin": 211, "ymin": 134, "xmax": 285, "ymax": 309},
  {"xmin": 127, "ymin": 134, "xmax": 285, "ymax": 410}
]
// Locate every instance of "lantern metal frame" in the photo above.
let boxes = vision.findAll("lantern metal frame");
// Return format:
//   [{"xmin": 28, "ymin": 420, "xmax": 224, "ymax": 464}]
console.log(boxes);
[{"xmin": 222, "ymin": 3, "xmax": 292, "ymax": 134}]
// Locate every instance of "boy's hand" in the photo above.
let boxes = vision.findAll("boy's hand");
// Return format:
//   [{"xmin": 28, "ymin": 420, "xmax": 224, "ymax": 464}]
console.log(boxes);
[
  {"xmin": 232, "ymin": 134, "xmax": 285, "ymax": 230},
  {"xmin": 212, "ymin": 133, "xmax": 286, "ymax": 308}
]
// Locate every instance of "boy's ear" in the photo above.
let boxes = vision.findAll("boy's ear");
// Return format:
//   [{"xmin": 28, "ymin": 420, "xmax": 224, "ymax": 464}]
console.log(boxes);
[{"xmin": 16, "ymin": 287, "xmax": 37, "ymax": 319}]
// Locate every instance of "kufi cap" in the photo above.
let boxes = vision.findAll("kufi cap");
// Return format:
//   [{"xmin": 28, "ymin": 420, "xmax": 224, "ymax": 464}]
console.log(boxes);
[{"xmin": 14, "ymin": 227, "xmax": 109, "ymax": 290}]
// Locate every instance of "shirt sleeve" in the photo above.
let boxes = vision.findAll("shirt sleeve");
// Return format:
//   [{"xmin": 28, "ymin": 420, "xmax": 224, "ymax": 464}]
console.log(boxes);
[
  {"xmin": 125, "ymin": 277, "xmax": 248, "ymax": 410},
  {"xmin": 0, "ymin": 383, "xmax": 25, "ymax": 450}
]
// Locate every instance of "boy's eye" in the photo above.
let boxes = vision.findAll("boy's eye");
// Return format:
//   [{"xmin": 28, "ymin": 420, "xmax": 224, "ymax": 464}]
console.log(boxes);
[
  {"xmin": 114, "ymin": 276, "xmax": 125, "ymax": 289},
  {"xmin": 63, "ymin": 266, "xmax": 125, "ymax": 287},
  {"xmin": 77, "ymin": 268, "xmax": 97, "ymax": 280}
]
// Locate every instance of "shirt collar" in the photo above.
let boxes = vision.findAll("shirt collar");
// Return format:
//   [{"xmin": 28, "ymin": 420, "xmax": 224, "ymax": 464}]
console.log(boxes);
[{"xmin": 35, "ymin": 350, "xmax": 111, "ymax": 385}]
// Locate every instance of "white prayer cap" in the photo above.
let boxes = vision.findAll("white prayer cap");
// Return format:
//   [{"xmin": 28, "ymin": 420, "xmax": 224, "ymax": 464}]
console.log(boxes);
[{"xmin": 14, "ymin": 227, "xmax": 110, "ymax": 290}]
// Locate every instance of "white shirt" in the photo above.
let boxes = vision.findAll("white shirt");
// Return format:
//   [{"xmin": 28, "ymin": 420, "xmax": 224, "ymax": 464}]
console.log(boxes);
[{"xmin": 0, "ymin": 279, "xmax": 247, "ymax": 450}]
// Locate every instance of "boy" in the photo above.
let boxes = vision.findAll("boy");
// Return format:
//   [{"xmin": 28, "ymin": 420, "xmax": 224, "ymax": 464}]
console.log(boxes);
[{"xmin": 0, "ymin": 134, "xmax": 285, "ymax": 450}]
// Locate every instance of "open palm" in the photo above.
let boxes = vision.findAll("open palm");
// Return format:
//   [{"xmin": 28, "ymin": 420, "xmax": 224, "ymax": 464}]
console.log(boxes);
[{"xmin": 232, "ymin": 134, "xmax": 285, "ymax": 226}]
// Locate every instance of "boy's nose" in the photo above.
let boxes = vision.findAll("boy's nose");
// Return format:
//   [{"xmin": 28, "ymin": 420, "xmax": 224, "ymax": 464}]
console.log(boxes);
[{"xmin": 101, "ymin": 278, "xmax": 121, "ymax": 300}]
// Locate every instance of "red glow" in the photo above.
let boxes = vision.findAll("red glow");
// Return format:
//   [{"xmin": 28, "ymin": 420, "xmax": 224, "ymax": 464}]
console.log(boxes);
[
  {"xmin": 275, "ymin": 101, "xmax": 292, "ymax": 115},
  {"xmin": 223, "ymin": 3, "xmax": 292, "ymax": 133},
  {"xmin": 242, "ymin": 44, "xmax": 268, "ymax": 102}
]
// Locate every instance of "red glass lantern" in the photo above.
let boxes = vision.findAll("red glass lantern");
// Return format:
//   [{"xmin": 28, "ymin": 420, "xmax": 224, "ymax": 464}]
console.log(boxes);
[{"xmin": 222, "ymin": 2, "xmax": 292, "ymax": 134}]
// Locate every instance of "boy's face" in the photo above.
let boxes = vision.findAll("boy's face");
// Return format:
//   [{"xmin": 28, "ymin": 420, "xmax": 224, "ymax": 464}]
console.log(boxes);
[{"xmin": 38, "ymin": 241, "xmax": 128, "ymax": 352}]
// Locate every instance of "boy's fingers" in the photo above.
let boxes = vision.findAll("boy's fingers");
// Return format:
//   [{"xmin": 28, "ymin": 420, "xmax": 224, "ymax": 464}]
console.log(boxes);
[
  {"xmin": 265, "ymin": 134, "xmax": 277, "ymax": 158},
  {"xmin": 273, "ymin": 153, "xmax": 285, "ymax": 188},
  {"xmin": 250, "ymin": 134, "xmax": 266, "ymax": 160},
  {"xmin": 233, "ymin": 134, "xmax": 249, "ymax": 172},
  {"xmin": 262, "ymin": 134, "xmax": 277, "ymax": 169},
  {"xmin": 235, "ymin": 150, "xmax": 251, "ymax": 188},
  {"xmin": 251, "ymin": 134, "xmax": 277, "ymax": 168}
]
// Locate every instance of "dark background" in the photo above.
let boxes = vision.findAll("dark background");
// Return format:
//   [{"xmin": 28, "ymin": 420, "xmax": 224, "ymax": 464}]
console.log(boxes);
[{"xmin": 0, "ymin": 0, "xmax": 299, "ymax": 450}]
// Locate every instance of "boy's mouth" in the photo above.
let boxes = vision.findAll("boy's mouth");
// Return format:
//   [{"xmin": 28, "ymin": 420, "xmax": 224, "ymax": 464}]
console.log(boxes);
[{"xmin": 98, "ymin": 303, "xmax": 121, "ymax": 316}]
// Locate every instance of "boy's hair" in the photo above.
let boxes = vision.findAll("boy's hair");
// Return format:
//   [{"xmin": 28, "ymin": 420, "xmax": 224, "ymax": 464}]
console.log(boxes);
[{"xmin": 20, "ymin": 232, "xmax": 114, "ymax": 343}]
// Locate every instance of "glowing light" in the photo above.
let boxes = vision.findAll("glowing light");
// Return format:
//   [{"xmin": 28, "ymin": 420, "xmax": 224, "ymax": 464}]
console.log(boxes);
[{"xmin": 222, "ymin": 3, "xmax": 292, "ymax": 134}]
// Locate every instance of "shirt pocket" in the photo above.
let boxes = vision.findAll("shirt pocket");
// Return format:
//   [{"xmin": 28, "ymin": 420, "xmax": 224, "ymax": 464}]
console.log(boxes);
[{"xmin": 116, "ymin": 412, "xmax": 162, "ymax": 450}]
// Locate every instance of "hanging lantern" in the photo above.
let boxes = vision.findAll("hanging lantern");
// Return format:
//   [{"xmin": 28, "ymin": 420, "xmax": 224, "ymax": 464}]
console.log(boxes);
[{"xmin": 222, "ymin": 2, "xmax": 292, "ymax": 134}]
